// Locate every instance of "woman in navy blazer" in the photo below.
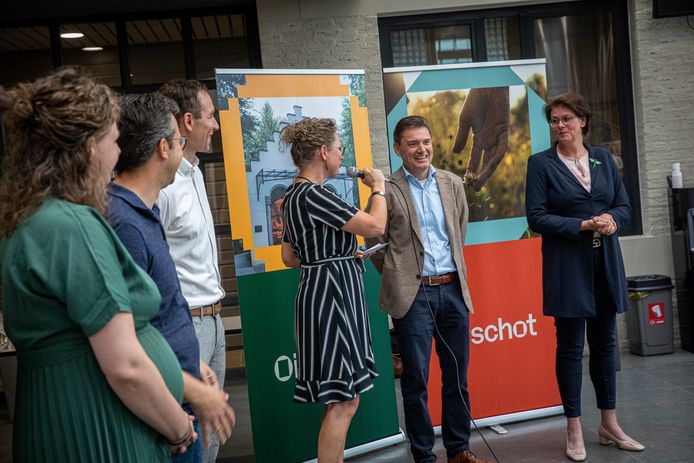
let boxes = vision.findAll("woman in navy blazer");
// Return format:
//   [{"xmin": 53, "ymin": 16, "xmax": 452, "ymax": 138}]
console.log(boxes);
[{"xmin": 525, "ymin": 93, "xmax": 644, "ymax": 461}]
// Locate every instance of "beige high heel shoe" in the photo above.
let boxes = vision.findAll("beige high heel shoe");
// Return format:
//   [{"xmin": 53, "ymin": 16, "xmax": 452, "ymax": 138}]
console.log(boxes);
[
  {"xmin": 566, "ymin": 444, "xmax": 587, "ymax": 461},
  {"xmin": 598, "ymin": 425, "xmax": 645, "ymax": 452},
  {"xmin": 566, "ymin": 438, "xmax": 587, "ymax": 462}
]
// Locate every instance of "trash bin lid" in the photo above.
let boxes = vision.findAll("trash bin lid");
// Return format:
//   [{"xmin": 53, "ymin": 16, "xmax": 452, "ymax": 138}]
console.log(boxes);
[{"xmin": 626, "ymin": 274, "xmax": 673, "ymax": 291}]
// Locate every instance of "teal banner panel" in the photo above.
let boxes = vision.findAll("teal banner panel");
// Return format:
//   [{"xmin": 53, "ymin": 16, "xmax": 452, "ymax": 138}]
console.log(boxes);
[{"xmin": 383, "ymin": 59, "xmax": 550, "ymax": 245}]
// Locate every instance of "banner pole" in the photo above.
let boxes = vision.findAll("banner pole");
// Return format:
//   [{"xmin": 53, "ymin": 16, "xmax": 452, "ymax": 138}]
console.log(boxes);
[
  {"xmin": 301, "ymin": 430, "xmax": 407, "ymax": 463},
  {"xmin": 433, "ymin": 405, "xmax": 564, "ymax": 437}
]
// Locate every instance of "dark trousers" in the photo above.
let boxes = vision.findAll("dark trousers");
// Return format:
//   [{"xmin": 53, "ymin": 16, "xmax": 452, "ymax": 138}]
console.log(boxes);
[
  {"xmin": 554, "ymin": 246, "xmax": 617, "ymax": 418},
  {"xmin": 393, "ymin": 280, "xmax": 471, "ymax": 463}
]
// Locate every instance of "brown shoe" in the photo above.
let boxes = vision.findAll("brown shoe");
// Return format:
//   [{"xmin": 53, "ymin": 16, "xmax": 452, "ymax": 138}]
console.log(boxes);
[{"xmin": 449, "ymin": 450, "xmax": 494, "ymax": 463}]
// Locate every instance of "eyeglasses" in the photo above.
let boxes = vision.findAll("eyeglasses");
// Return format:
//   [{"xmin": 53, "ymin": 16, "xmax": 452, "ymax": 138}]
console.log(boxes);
[
  {"xmin": 328, "ymin": 144, "xmax": 345, "ymax": 154},
  {"xmin": 549, "ymin": 115, "xmax": 577, "ymax": 127},
  {"xmin": 169, "ymin": 137, "xmax": 188, "ymax": 149}
]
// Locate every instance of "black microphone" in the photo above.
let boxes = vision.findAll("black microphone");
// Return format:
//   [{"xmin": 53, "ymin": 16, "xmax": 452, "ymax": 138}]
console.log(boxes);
[{"xmin": 346, "ymin": 166, "xmax": 364, "ymax": 179}]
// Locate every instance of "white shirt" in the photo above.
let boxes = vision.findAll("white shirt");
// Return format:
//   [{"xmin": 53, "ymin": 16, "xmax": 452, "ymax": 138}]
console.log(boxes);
[{"xmin": 157, "ymin": 156, "xmax": 225, "ymax": 308}]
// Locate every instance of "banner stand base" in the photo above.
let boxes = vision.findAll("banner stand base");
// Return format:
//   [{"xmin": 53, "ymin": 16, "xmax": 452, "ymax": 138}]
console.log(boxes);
[
  {"xmin": 302, "ymin": 429, "xmax": 406, "ymax": 463},
  {"xmin": 489, "ymin": 424, "xmax": 508, "ymax": 435},
  {"xmin": 434, "ymin": 405, "xmax": 564, "ymax": 437}
]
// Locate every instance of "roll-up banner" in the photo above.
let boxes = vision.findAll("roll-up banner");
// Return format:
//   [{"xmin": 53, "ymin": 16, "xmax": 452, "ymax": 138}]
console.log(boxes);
[
  {"xmin": 214, "ymin": 69, "xmax": 403, "ymax": 463},
  {"xmin": 382, "ymin": 59, "xmax": 563, "ymax": 426}
]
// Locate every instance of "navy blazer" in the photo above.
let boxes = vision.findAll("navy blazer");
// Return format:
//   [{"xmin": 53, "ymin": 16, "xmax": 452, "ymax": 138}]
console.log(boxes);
[{"xmin": 525, "ymin": 144, "xmax": 631, "ymax": 317}]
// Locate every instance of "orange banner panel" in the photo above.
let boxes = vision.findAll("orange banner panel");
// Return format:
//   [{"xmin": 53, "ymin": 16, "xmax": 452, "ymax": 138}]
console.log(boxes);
[{"xmin": 427, "ymin": 238, "xmax": 560, "ymax": 423}]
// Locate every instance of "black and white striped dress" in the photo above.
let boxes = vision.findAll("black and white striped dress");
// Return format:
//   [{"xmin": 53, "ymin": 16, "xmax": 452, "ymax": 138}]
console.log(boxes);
[{"xmin": 282, "ymin": 181, "xmax": 377, "ymax": 404}]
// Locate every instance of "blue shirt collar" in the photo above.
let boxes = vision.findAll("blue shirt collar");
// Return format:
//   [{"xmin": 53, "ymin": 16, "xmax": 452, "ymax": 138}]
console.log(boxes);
[
  {"xmin": 403, "ymin": 165, "xmax": 437, "ymax": 183},
  {"xmin": 108, "ymin": 182, "xmax": 160, "ymax": 219}
]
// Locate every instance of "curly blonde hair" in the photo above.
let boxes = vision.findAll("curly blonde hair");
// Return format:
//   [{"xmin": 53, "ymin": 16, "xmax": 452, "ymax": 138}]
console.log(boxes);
[
  {"xmin": 279, "ymin": 118, "xmax": 337, "ymax": 168},
  {"xmin": 0, "ymin": 67, "xmax": 120, "ymax": 236}
]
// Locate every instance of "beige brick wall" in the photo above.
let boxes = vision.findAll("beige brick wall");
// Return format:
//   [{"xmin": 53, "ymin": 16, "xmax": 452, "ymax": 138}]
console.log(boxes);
[{"xmin": 629, "ymin": 0, "xmax": 694, "ymax": 237}]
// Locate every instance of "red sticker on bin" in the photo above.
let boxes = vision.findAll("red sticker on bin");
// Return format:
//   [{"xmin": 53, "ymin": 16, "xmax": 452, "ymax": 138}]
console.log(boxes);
[{"xmin": 648, "ymin": 302, "xmax": 666, "ymax": 325}]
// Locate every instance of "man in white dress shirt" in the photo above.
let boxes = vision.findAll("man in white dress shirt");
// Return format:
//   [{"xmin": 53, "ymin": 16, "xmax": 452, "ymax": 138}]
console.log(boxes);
[{"xmin": 157, "ymin": 80, "xmax": 226, "ymax": 463}]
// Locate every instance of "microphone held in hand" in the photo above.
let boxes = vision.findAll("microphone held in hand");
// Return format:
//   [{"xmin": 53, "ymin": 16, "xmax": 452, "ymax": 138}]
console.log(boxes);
[{"xmin": 346, "ymin": 166, "xmax": 365, "ymax": 179}]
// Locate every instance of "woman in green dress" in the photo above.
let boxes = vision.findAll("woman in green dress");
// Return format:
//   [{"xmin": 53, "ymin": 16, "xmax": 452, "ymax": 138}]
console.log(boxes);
[{"xmin": 0, "ymin": 68, "xmax": 197, "ymax": 462}]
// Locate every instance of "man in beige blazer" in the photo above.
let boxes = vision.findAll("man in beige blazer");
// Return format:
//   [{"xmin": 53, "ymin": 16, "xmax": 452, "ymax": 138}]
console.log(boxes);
[{"xmin": 367, "ymin": 116, "xmax": 490, "ymax": 463}]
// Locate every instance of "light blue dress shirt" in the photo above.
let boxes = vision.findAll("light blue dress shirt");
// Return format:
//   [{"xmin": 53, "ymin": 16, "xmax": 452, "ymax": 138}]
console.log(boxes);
[{"xmin": 403, "ymin": 166, "xmax": 457, "ymax": 277}]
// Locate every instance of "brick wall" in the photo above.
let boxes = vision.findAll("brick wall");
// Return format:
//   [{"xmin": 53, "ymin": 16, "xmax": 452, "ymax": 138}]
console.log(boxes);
[{"xmin": 630, "ymin": 0, "xmax": 694, "ymax": 236}]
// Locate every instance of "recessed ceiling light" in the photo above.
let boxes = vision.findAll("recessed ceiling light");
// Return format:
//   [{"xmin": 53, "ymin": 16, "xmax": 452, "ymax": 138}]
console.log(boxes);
[
  {"xmin": 82, "ymin": 47, "xmax": 103, "ymax": 52},
  {"xmin": 60, "ymin": 32, "xmax": 84, "ymax": 39}
]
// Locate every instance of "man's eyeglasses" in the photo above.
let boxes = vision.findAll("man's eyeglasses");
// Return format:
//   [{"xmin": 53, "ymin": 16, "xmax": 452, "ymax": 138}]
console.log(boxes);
[
  {"xmin": 549, "ymin": 115, "xmax": 577, "ymax": 127},
  {"xmin": 170, "ymin": 137, "xmax": 188, "ymax": 149}
]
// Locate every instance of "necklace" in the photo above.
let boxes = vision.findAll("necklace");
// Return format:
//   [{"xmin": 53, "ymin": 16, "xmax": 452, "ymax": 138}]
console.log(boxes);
[
  {"xmin": 557, "ymin": 148, "xmax": 589, "ymax": 179},
  {"xmin": 295, "ymin": 175, "xmax": 313, "ymax": 183},
  {"xmin": 573, "ymin": 158, "xmax": 587, "ymax": 178},
  {"xmin": 556, "ymin": 144, "xmax": 587, "ymax": 160}
]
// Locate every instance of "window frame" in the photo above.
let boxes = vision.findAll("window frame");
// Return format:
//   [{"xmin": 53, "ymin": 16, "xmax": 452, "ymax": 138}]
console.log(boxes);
[{"xmin": 378, "ymin": 0, "xmax": 642, "ymax": 236}]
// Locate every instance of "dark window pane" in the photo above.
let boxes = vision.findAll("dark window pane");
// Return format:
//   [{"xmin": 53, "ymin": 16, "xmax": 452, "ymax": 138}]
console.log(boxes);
[
  {"xmin": 127, "ymin": 19, "xmax": 185, "ymax": 85},
  {"xmin": 193, "ymin": 15, "xmax": 249, "ymax": 80},
  {"xmin": 390, "ymin": 25, "xmax": 472, "ymax": 67},
  {"xmin": 484, "ymin": 17, "xmax": 521, "ymax": 61},
  {"xmin": 534, "ymin": 14, "xmax": 623, "ymax": 163},
  {"xmin": 0, "ymin": 26, "xmax": 52, "ymax": 86},
  {"xmin": 61, "ymin": 23, "xmax": 120, "ymax": 86}
]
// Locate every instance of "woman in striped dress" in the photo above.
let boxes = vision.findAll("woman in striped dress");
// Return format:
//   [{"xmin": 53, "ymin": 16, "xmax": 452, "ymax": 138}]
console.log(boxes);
[{"xmin": 280, "ymin": 118, "xmax": 387, "ymax": 462}]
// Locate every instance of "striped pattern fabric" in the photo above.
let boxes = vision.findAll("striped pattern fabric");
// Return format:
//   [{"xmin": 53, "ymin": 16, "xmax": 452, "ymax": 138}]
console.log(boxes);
[{"xmin": 283, "ymin": 182, "xmax": 378, "ymax": 403}]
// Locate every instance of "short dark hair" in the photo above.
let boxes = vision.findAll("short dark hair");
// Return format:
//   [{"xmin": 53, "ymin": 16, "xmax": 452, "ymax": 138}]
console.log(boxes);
[
  {"xmin": 158, "ymin": 79, "xmax": 207, "ymax": 120},
  {"xmin": 544, "ymin": 93, "xmax": 592, "ymax": 136},
  {"xmin": 115, "ymin": 93, "xmax": 179, "ymax": 174},
  {"xmin": 393, "ymin": 115, "xmax": 431, "ymax": 144}
]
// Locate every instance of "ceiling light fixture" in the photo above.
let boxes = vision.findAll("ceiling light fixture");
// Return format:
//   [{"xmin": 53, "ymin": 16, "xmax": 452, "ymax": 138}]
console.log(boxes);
[
  {"xmin": 82, "ymin": 46, "xmax": 103, "ymax": 52},
  {"xmin": 60, "ymin": 32, "xmax": 84, "ymax": 39}
]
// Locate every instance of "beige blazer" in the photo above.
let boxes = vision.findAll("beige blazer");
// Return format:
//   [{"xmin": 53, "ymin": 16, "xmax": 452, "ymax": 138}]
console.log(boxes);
[{"xmin": 366, "ymin": 167, "xmax": 474, "ymax": 319}]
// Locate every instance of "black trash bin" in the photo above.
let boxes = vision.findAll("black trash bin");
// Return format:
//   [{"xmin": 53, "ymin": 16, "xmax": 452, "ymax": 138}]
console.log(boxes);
[{"xmin": 626, "ymin": 275, "xmax": 675, "ymax": 356}]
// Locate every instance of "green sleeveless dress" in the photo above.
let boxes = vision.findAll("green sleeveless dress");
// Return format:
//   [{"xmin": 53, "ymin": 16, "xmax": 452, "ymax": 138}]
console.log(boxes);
[{"xmin": 1, "ymin": 199, "xmax": 184, "ymax": 462}]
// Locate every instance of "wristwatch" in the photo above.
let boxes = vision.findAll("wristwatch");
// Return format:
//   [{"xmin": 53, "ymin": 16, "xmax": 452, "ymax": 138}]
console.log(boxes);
[{"xmin": 370, "ymin": 191, "xmax": 386, "ymax": 198}]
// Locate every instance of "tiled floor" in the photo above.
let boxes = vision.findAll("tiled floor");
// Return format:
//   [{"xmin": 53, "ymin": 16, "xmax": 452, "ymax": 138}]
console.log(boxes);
[{"xmin": 2, "ymin": 349, "xmax": 694, "ymax": 463}]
